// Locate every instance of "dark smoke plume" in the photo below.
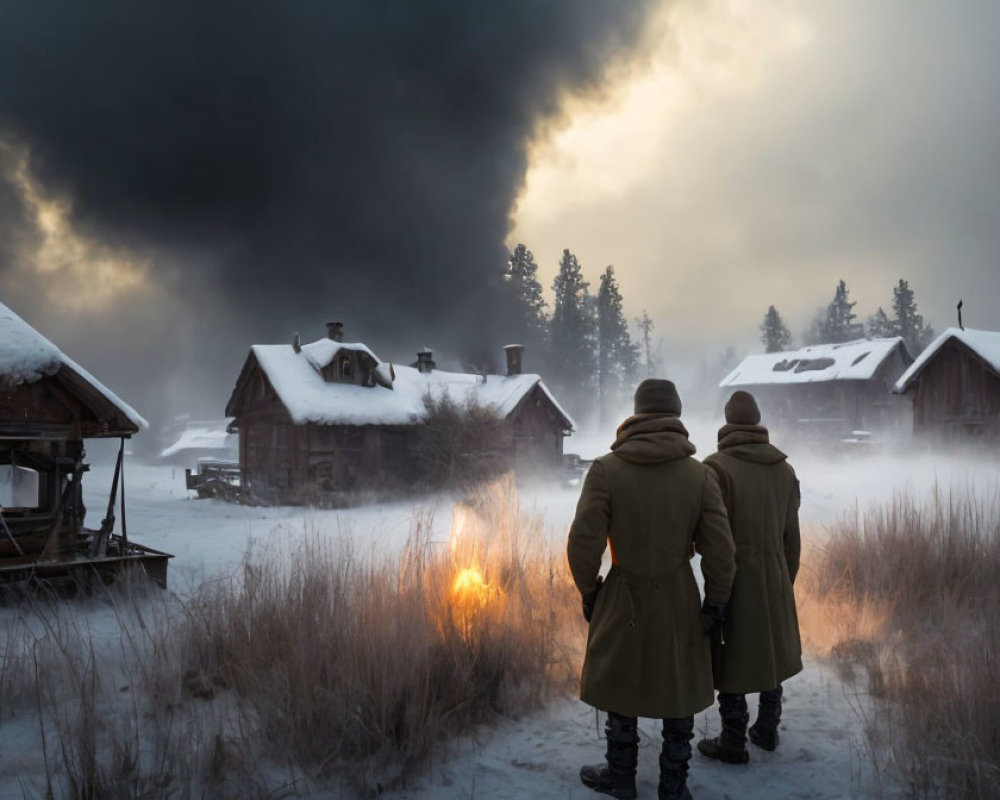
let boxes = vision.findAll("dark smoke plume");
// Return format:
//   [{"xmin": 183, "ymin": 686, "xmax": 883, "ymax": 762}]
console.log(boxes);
[{"xmin": 0, "ymin": 1, "xmax": 657, "ymax": 432}]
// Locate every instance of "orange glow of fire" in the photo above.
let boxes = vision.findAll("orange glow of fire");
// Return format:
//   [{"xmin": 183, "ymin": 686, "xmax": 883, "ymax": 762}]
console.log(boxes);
[{"xmin": 452, "ymin": 567, "xmax": 491, "ymax": 604}]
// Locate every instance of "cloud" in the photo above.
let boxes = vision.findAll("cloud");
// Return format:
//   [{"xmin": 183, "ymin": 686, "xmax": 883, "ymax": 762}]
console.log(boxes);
[
  {"xmin": 0, "ymin": 140, "xmax": 152, "ymax": 311},
  {"xmin": 511, "ymin": 0, "xmax": 1000, "ymax": 353}
]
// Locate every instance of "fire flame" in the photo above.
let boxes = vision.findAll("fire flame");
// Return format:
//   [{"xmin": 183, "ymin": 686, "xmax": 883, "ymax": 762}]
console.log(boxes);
[
  {"xmin": 453, "ymin": 567, "xmax": 487, "ymax": 598},
  {"xmin": 448, "ymin": 503, "xmax": 502, "ymax": 610}
]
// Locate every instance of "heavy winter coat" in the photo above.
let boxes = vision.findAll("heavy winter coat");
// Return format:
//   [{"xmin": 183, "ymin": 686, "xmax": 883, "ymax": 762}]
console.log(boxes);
[
  {"xmin": 567, "ymin": 415, "xmax": 736, "ymax": 719},
  {"xmin": 704, "ymin": 424, "xmax": 802, "ymax": 694}
]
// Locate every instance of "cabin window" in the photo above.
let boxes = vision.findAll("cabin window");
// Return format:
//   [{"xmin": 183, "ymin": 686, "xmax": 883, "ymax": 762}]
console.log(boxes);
[
  {"xmin": 0, "ymin": 464, "xmax": 41, "ymax": 510},
  {"xmin": 339, "ymin": 355, "xmax": 353, "ymax": 380}
]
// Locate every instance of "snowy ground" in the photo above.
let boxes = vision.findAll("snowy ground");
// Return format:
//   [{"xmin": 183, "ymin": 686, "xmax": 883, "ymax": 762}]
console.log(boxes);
[{"xmin": 2, "ymin": 425, "xmax": 998, "ymax": 798}]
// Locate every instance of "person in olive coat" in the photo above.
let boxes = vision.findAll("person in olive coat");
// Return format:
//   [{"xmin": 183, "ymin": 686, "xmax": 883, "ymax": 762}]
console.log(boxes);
[
  {"xmin": 697, "ymin": 390, "xmax": 802, "ymax": 765},
  {"xmin": 568, "ymin": 379, "xmax": 736, "ymax": 800}
]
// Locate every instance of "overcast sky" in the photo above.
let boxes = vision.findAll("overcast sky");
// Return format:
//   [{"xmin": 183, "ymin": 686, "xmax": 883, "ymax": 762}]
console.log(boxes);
[
  {"xmin": 2, "ymin": 0, "xmax": 999, "ymax": 431},
  {"xmin": 511, "ymin": 0, "xmax": 1000, "ymax": 360}
]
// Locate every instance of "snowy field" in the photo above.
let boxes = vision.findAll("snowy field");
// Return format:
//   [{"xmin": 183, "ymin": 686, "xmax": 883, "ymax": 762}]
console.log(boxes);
[{"xmin": 2, "ymin": 424, "xmax": 998, "ymax": 798}]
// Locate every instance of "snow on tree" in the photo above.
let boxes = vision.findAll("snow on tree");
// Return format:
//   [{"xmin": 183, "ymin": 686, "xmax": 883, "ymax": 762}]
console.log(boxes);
[
  {"xmin": 805, "ymin": 280, "xmax": 863, "ymax": 344},
  {"xmin": 634, "ymin": 309, "xmax": 657, "ymax": 378},
  {"xmin": 892, "ymin": 279, "xmax": 935, "ymax": 354},
  {"xmin": 866, "ymin": 306, "xmax": 896, "ymax": 338},
  {"xmin": 760, "ymin": 305, "xmax": 793, "ymax": 353},
  {"xmin": 503, "ymin": 243, "xmax": 548, "ymax": 354},
  {"xmin": 549, "ymin": 249, "xmax": 597, "ymax": 410},
  {"xmin": 597, "ymin": 265, "xmax": 640, "ymax": 422}
]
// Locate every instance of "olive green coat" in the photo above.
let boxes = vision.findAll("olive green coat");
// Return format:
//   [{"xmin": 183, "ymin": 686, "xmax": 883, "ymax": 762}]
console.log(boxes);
[
  {"xmin": 567, "ymin": 415, "xmax": 736, "ymax": 719},
  {"xmin": 704, "ymin": 424, "xmax": 802, "ymax": 694}
]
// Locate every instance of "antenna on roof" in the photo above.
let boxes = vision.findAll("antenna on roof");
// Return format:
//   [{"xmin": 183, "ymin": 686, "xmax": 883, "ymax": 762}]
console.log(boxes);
[{"xmin": 957, "ymin": 300, "xmax": 964, "ymax": 331}]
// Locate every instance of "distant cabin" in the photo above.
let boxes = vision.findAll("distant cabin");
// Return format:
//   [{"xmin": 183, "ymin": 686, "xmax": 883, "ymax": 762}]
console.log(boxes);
[
  {"xmin": 720, "ymin": 338, "xmax": 913, "ymax": 437},
  {"xmin": 893, "ymin": 327, "xmax": 1000, "ymax": 441},
  {"xmin": 160, "ymin": 419, "xmax": 237, "ymax": 465},
  {"xmin": 224, "ymin": 324, "xmax": 574, "ymax": 504}
]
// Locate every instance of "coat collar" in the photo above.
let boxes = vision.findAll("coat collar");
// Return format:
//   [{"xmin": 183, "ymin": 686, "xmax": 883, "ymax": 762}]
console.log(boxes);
[
  {"xmin": 611, "ymin": 414, "xmax": 696, "ymax": 464},
  {"xmin": 716, "ymin": 424, "xmax": 787, "ymax": 464}
]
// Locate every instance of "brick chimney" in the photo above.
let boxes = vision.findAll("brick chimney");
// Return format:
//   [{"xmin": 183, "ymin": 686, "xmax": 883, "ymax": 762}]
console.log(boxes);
[
  {"xmin": 416, "ymin": 348, "xmax": 436, "ymax": 374},
  {"xmin": 503, "ymin": 344, "xmax": 524, "ymax": 376},
  {"xmin": 326, "ymin": 321, "xmax": 344, "ymax": 342}
]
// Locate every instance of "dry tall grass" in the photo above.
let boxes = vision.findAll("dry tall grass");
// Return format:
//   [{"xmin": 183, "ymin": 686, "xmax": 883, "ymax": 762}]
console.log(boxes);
[
  {"xmin": 797, "ymin": 484, "xmax": 1000, "ymax": 798},
  {"xmin": 3, "ymin": 475, "xmax": 582, "ymax": 798}
]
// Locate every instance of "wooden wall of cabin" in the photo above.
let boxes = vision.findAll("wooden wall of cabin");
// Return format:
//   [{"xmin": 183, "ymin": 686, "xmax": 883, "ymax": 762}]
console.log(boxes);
[
  {"xmin": 750, "ymin": 379, "xmax": 908, "ymax": 436},
  {"xmin": 240, "ymin": 418, "xmax": 296, "ymax": 501},
  {"xmin": 911, "ymin": 342, "xmax": 1000, "ymax": 439},
  {"xmin": 239, "ymin": 420, "xmax": 421, "ymax": 503},
  {"xmin": 235, "ymin": 366, "xmax": 301, "ymax": 501},
  {"xmin": 0, "ymin": 378, "xmax": 81, "ymax": 439},
  {"xmin": 303, "ymin": 424, "xmax": 414, "ymax": 493},
  {"xmin": 0, "ymin": 372, "xmax": 134, "ymax": 439},
  {"xmin": 508, "ymin": 386, "xmax": 566, "ymax": 470}
]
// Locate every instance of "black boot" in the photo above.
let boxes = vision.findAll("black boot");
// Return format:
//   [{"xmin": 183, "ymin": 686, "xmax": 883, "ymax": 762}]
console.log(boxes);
[
  {"xmin": 697, "ymin": 693, "xmax": 749, "ymax": 765},
  {"xmin": 580, "ymin": 712, "xmax": 638, "ymax": 799},
  {"xmin": 749, "ymin": 685, "xmax": 783, "ymax": 751},
  {"xmin": 659, "ymin": 716, "xmax": 694, "ymax": 800}
]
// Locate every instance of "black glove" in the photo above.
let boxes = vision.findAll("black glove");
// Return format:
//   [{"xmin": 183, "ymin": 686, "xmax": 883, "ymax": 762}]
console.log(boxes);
[
  {"xmin": 582, "ymin": 575, "xmax": 604, "ymax": 623},
  {"xmin": 700, "ymin": 600, "xmax": 726, "ymax": 639}
]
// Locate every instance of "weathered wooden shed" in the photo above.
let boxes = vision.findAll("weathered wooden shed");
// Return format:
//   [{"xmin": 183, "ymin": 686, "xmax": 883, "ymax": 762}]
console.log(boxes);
[
  {"xmin": 224, "ymin": 326, "xmax": 574, "ymax": 504},
  {"xmin": 719, "ymin": 338, "xmax": 913, "ymax": 438},
  {"xmin": 893, "ymin": 327, "xmax": 1000, "ymax": 441},
  {"xmin": 0, "ymin": 300, "xmax": 170, "ymax": 587}
]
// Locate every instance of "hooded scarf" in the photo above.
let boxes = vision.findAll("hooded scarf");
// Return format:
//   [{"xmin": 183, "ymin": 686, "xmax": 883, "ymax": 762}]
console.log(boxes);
[{"xmin": 611, "ymin": 413, "xmax": 696, "ymax": 464}]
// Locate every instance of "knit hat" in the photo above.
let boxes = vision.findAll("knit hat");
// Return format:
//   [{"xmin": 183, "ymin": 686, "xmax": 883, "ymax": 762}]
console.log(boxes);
[
  {"xmin": 724, "ymin": 391, "xmax": 761, "ymax": 425},
  {"xmin": 634, "ymin": 379, "xmax": 682, "ymax": 416}
]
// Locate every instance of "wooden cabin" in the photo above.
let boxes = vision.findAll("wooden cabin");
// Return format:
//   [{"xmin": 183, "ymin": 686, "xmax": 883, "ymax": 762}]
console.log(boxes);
[
  {"xmin": 893, "ymin": 327, "xmax": 1000, "ymax": 441},
  {"xmin": 719, "ymin": 338, "xmax": 913, "ymax": 438},
  {"xmin": 0, "ymin": 300, "xmax": 170, "ymax": 587},
  {"xmin": 160, "ymin": 418, "xmax": 237, "ymax": 465},
  {"xmin": 225, "ymin": 325, "xmax": 575, "ymax": 504}
]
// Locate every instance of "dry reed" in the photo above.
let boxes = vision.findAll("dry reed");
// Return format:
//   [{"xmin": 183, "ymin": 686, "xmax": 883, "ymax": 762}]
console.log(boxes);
[
  {"xmin": 5, "ymin": 475, "xmax": 582, "ymax": 798},
  {"xmin": 798, "ymin": 483, "xmax": 1000, "ymax": 798}
]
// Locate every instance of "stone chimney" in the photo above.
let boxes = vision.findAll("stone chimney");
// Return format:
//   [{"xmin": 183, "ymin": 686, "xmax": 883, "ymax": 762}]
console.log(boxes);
[
  {"xmin": 326, "ymin": 321, "xmax": 344, "ymax": 342},
  {"xmin": 416, "ymin": 348, "xmax": 436, "ymax": 374},
  {"xmin": 503, "ymin": 344, "xmax": 524, "ymax": 376}
]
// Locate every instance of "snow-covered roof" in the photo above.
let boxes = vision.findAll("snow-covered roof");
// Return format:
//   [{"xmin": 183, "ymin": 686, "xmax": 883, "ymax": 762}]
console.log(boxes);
[
  {"xmin": 242, "ymin": 338, "xmax": 575, "ymax": 430},
  {"xmin": 894, "ymin": 328, "xmax": 1000, "ymax": 393},
  {"xmin": 160, "ymin": 422, "xmax": 237, "ymax": 458},
  {"xmin": 720, "ymin": 338, "xmax": 908, "ymax": 388},
  {"xmin": 0, "ymin": 299, "xmax": 148, "ymax": 430}
]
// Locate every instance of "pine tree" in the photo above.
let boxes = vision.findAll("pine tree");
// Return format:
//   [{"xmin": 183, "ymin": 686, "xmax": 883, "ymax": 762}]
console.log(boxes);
[
  {"xmin": 866, "ymin": 307, "xmax": 896, "ymax": 338},
  {"xmin": 759, "ymin": 305, "xmax": 792, "ymax": 353},
  {"xmin": 503, "ymin": 244, "xmax": 548, "ymax": 348},
  {"xmin": 597, "ymin": 266, "xmax": 640, "ymax": 422},
  {"xmin": 634, "ymin": 309, "xmax": 657, "ymax": 377},
  {"xmin": 806, "ymin": 280, "xmax": 863, "ymax": 344},
  {"xmin": 549, "ymin": 249, "xmax": 597, "ymax": 408},
  {"xmin": 892, "ymin": 279, "xmax": 934, "ymax": 354}
]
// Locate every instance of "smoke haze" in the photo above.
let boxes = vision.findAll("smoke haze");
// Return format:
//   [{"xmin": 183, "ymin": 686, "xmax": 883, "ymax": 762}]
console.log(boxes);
[{"xmin": 0, "ymin": 0, "xmax": 658, "ymax": 435}]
